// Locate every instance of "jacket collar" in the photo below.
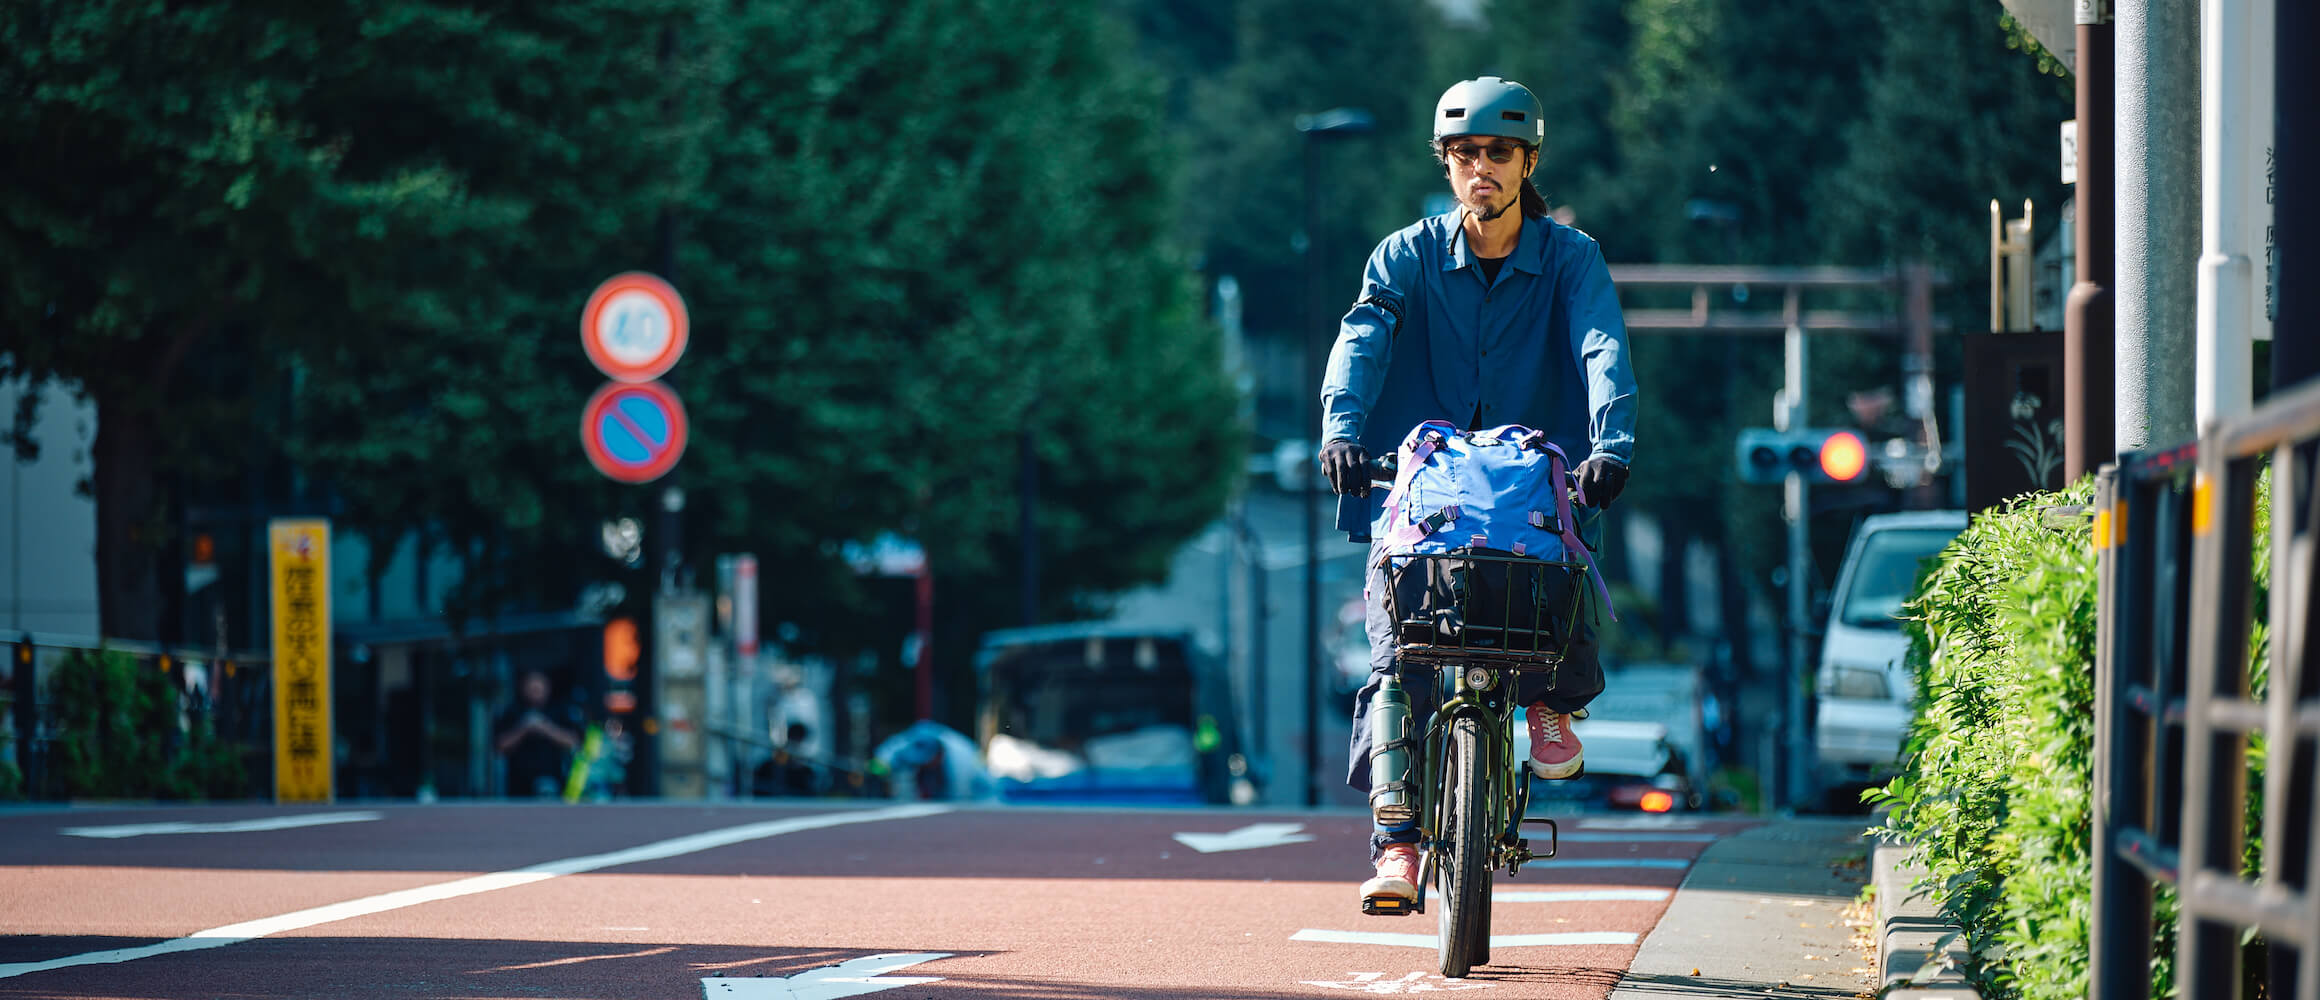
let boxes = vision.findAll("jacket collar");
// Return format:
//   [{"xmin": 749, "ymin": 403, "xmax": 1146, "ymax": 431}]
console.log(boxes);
[{"xmin": 1442, "ymin": 211, "xmax": 1550, "ymax": 276}]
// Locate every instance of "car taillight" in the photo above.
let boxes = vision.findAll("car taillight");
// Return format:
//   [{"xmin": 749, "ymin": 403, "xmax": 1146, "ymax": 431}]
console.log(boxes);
[
  {"xmin": 1608, "ymin": 784, "xmax": 1651, "ymax": 809},
  {"xmin": 1640, "ymin": 790, "xmax": 1675, "ymax": 813}
]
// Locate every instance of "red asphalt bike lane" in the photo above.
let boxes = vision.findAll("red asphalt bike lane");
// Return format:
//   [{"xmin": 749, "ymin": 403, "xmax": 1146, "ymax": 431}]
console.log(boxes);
[{"xmin": 0, "ymin": 802, "xmax": 1755, "ymax": 1000}]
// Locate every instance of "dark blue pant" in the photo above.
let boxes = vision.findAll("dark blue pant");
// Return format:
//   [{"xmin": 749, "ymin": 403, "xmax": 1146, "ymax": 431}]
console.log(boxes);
[{"xmin": 1345, "ymin": 511, "xmax": 1606, "ymax": 859}]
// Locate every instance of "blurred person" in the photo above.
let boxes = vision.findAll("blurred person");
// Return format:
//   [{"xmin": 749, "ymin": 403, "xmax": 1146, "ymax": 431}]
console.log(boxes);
[
  {"xmin": 872, "ymin": 719, "xmax": 995, "ymax": 801},
  {"xmin": 493, "ymin": 670, "xmax": 581, "ymax": 798},
  {"xmin": 1318, "ymin": 76, "xmax": 1638, "ymax": 913}
]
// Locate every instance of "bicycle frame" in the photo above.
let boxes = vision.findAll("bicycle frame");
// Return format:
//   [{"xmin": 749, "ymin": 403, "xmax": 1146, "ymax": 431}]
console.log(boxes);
[
  {"xmin": 1404, "ymin": 661, "xmax": 1557, "ymax": 906},
  {"xmin": 1377, "ymin": 549, "xmax": 1582, "ymax": 913}
]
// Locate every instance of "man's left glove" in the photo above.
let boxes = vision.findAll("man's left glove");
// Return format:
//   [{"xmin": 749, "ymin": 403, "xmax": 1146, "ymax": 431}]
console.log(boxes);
[{"xmin": 1575, "ymin": 456, "xmax": 1629, "ymax": 508}]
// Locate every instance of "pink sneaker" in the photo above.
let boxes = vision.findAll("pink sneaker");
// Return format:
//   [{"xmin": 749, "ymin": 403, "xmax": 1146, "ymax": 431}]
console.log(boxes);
[
  {"xmin": 1527, "ymin": 706, "xmax": 1584, "ymax": 779},
  {"xmin": 1360, "ymin": 842, "xmax": 1421, "ymax": 915}
]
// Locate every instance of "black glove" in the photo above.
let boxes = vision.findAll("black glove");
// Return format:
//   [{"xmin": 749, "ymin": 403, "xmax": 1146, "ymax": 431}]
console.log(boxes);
[
  {"xmin": 1575, "ymin": 456, "xmax": 1629, "ymax": 508},
  {"xmin": 1319, "ymin": 439, "xmax": 1370, "ymax": 496}
]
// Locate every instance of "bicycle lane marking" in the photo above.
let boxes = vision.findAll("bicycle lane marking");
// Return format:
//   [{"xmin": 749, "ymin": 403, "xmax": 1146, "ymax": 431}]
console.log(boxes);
[{"xmin": 0, "ymin": 803, "xmax": 952, "ymax": 981}]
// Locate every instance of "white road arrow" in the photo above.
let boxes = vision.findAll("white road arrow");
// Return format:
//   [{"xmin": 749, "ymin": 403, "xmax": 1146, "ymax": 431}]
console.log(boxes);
[
  {"xmin": 701, "ymin": 953, "xmax": 950, "ymax": 1000},
  {"xmin": 1171, "ymin": 822, "xmax": 1315, "ymax": 854}
]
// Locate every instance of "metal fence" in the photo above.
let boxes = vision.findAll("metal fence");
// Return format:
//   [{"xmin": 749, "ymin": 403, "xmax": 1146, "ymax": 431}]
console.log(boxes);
[
  {"xmin": 2091, "ymin": 376, "xmax": 2320, "ymax": 998},
  {"xmin": 2, "ymin": 634, "xmax": 273, "ymax": 799}
]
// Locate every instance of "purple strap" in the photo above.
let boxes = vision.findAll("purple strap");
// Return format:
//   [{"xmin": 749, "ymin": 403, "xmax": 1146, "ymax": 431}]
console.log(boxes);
[
  {"xmin": 1381, "ymin": 421, "xmax": 1457, "ymax": 531},
  {"xmin": 1543, "ymin": 450, "xmax": 1617, "ymax": 621}
]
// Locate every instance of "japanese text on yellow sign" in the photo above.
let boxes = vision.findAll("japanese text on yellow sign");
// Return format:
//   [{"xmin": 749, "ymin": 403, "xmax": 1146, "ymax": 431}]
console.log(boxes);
[{"xmin": 269, "ymin": 518, "xmax": 333, "ymax": 803}]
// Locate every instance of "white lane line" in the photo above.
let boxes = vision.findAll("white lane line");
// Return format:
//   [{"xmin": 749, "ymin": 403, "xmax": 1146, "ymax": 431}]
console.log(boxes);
[
  {"xmin": 1530, "ymin": 858, "xmax": 1691, "ymax": 869},
  {"xmin": 60, "ymin": 811, "xmax": 384, "ymax": 839},
  {"xmin": 1575, "ymin": 817, "xmax": 1703, "ymax": 831},
  {"xmin": 1495, "ymin": 889, "xmax": 1671, "ymax": 903},
  {"xmin": 1292, "ymin": 929, "xmax": 1636, "ymax": 948},
  {"xmin": 0, "ymin": 804, "xmax": 951, "ymax": 981},
  {"xmin": 1552, "ymin": 832, "xmax": 1717, "ymax": 843}
]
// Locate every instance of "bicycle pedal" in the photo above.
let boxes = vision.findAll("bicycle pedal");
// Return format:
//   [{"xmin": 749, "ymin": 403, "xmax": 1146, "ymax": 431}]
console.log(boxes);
[
  {"xmin": 1363, "ymin": 895, "xmax": 1420, "ymax": 917},
  {"xmin": 1519, "ymin": 817, "xmax": 1560, "ymax": 858}
]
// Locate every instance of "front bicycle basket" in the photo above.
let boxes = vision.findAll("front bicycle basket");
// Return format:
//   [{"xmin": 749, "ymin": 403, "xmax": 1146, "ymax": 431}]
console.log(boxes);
[{"xmin": 1380, "ymin": 548, "xmax": 1586, "ymax": 667}]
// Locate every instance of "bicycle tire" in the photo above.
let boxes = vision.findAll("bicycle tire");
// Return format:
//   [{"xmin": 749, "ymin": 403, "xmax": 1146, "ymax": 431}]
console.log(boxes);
[{"xmin": 1436, "ymin": 715, "xmax": 1492, "ymax": 978}]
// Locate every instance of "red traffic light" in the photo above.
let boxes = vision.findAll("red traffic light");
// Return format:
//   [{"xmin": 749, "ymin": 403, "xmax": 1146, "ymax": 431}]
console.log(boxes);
[{"xmin": 1818, "ymin": 431, "xmax": 1869, "ymax": 482}]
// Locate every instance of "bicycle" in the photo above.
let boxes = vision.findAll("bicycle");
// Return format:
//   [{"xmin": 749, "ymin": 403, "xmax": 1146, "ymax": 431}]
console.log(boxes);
[{"xmin": 1358, "ymin": 458, "xmax": 1590, "ymax": 978}]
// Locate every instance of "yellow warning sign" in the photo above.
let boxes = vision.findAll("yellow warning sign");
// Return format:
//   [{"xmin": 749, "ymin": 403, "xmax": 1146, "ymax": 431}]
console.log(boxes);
[{"xmin": 269, "ymin": 519, "xmax": 334, "ymax": 803}]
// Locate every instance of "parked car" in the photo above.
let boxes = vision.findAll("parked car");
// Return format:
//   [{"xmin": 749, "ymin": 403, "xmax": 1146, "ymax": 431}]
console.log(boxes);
[
  {"xmin": 1519, "ymin": 708, "xmax": 1699, "ymax": 814},
  {"xmin": 1812, "ymin": 509, "xmax": 1968, "ymax": 807},
  {"xmin": 1578, "ymin": 662, "xmax": 1716, "ymax": 799}
]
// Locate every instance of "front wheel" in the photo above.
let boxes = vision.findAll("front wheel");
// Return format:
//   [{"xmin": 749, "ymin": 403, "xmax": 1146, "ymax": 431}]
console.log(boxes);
[{"xmin": 1436, "ymin": 715, "xmax": 1492, "ymax": 978}]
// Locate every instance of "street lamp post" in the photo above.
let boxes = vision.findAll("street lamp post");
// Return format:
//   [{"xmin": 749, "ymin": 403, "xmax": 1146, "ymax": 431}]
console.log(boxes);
[{"xmin": 1296, "ymin": 107, "xmax": 1372, "ymax": 808}]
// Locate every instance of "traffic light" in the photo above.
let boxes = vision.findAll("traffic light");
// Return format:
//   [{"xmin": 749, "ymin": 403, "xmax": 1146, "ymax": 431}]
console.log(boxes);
[{"xmin": 1735, "ymin": 427, "xmax": 1873, "ymax": 485}]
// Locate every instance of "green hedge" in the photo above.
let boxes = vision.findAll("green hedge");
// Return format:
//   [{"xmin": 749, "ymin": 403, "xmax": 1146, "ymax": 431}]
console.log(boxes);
[
  {"xmin": 46, "ymin": 648, "xmax": 249, "ymax": 800},
  {"xmin": 1873, "ymin": 473, "xmax": 2270, "ymax": 999}
]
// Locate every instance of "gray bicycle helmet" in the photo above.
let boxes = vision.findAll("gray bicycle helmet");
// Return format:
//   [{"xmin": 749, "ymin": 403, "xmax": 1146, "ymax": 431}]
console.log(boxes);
[{"xmin": 1432, "ymin": 76, "xmax": 1545, "ymax": 146}]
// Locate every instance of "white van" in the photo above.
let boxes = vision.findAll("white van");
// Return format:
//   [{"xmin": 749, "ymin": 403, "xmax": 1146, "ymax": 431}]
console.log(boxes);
[{"xmin": 1812, "ymin": 510, "xmax": 1966, "ymax": 801}]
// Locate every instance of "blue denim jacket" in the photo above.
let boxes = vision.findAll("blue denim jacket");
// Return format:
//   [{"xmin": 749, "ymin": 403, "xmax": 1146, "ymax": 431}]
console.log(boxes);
[{"xmin": 1321, "ymin": 211, "xmax": 1637, "ymax": 532}]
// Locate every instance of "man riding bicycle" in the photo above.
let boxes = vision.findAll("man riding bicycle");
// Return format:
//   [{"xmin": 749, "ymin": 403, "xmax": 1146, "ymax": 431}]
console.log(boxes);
[{"xmin": 1318, "ymin": 75, "xmax": 1638, "ymax": 913}]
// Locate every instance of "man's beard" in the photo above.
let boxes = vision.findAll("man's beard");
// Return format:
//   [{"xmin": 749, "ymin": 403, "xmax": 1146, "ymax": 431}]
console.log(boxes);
[{"xmin": 1467, "ymin": 183, "xmax": 1518, "ymax": 222}]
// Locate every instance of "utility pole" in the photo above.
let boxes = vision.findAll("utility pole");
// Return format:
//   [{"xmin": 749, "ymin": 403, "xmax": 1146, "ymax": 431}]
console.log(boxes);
[
  {"xmin": 2114, "ymin": 0, "xmax": 2200, "ymax": 452},
  {"xmin": 2065, "ymin": 0, "xmax": 2116, "ymax": 482},
  {"xmin": 1296, "ymin": 108, "xmax": 1371, "ymax": 808},
  {"xmin": 1019, "ymin": 428, "xmax": 1038, "ymax": 628},
  {"xmin": 2275, "ymin": 0, "xmax": 2317, "ymax": 395},
  {"xmin": 1778, "ymin": 289, "xmax": 1812, "ymax": 812},
  {"xmin": 2195, "ymin": 0, "xmax": 2273, "ymax": 427}
]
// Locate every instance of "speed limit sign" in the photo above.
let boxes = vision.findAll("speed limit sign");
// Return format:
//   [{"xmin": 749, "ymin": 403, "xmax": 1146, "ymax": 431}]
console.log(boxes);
[{"xmin": 580, "ymin": 272, "xmax": 689, "ymax": 383}]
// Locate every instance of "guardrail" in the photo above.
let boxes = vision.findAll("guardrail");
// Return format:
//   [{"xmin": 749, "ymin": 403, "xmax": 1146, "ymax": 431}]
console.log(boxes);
[{"xmin": 2091, "ymin": 375, "xmax": 2320, "ymax": 998}]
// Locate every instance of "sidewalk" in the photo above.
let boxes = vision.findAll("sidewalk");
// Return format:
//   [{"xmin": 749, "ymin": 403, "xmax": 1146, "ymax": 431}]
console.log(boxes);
[{"xmin": 1609, "ymin": 817, "xmax": 1880, "ymax": 999}]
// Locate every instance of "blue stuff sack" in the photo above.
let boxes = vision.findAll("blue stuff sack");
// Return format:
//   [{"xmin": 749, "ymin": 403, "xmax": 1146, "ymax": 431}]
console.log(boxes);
[{"xmin": 1372, "ymin": 420, "xmax": 1616, "ymax": 621}]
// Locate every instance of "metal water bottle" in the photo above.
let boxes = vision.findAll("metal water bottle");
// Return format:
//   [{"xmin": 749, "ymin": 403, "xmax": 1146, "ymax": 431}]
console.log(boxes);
[{"xmin": 1367, "ymin": 674, "xmax": 1416, "ymax": 826}]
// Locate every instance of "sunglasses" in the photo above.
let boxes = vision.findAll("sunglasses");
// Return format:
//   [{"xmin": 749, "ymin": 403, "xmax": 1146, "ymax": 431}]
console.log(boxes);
[{"xmin": 1441, "ymin": 141, "xmax": 1529, "ymax": 167}]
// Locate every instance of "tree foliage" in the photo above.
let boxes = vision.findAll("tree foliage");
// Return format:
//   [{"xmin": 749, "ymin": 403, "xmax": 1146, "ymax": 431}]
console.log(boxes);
[
  {"xmin": 675, "ymin": 0, "xmax": 1238, "ymax": 673},
  {"xmin": 1, "ymin": 0, "xmax": 722, "ymax": 637},
  {"xmin": 2, "ymin": 0, "xmax": 1239, "ymax": 675}
]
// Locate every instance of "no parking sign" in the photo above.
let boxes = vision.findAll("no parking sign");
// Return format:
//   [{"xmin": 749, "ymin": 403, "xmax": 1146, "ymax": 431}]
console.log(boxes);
[{"xmin": 579, "ymin": 380, "xmax": 688, "ymax": 484}]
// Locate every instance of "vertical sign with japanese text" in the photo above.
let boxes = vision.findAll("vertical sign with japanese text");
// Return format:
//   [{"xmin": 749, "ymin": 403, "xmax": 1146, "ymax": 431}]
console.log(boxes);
[{"xmin": 269, "ymin": 518, "xmax": 334, "ymax": 803}]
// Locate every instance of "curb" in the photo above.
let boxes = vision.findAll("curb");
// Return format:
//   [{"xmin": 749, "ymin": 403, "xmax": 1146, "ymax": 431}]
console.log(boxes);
[{"xmin": 1874, "ymin": 842, "xmax": 1981, "ymax": 998}]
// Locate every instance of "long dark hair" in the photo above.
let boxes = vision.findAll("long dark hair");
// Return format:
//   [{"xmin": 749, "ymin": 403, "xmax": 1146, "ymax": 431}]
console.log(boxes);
[{"xmin": 1520, "ymin": 177, "xmax": 1548, "ymax": 220}]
